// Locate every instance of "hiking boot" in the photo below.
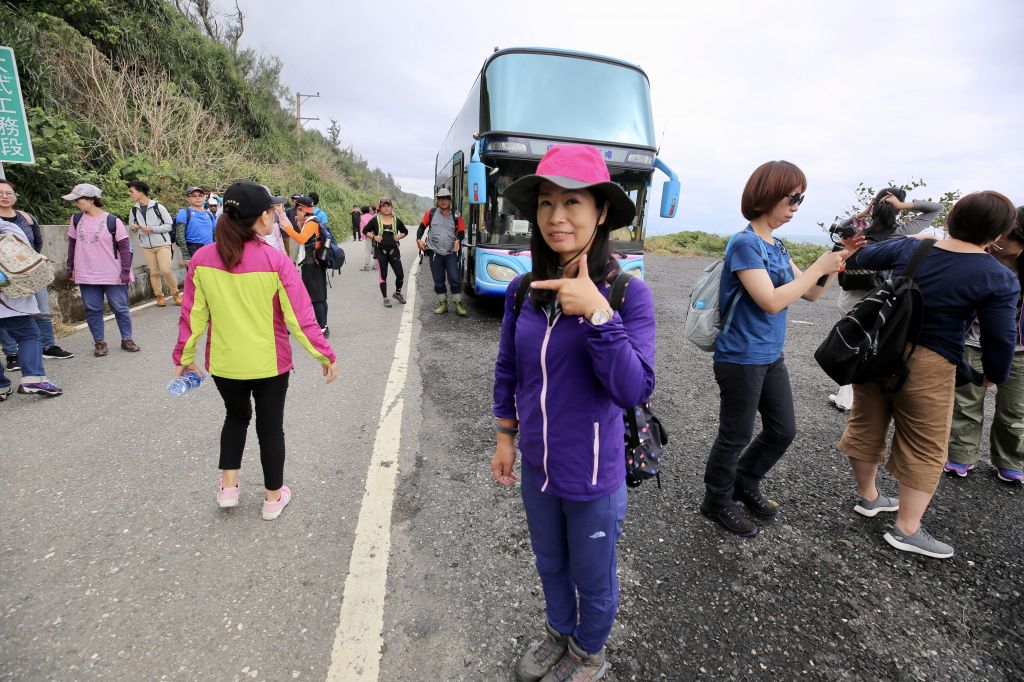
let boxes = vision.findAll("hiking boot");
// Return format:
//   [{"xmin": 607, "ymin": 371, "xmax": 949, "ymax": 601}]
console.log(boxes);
[
  {"xmin": 434, "ymin": 298, "xmax": 449, "ymax": 314},
  {"xmin": 156, "ymin": 294, "xmax": 167, "ymax": 307},
  {"xmin": 42, "ymin": 345, "xmax": 75, "ymax": 360},
  {"xmin": 216, "ymin": 476, "xmax": 240, "ymax": 509},
  {"xmin": 262, "ymin": 485, "xmax": 292, "ymax": 520},
  {"xmin": 120, "ymin": 338, "xmax": 141, "ymax": 352},
  {"xmin": 997, "ymin": 467, "xmax": 1024, "ymax": 484},
  {"xmin": 701, "ymin": 501, "xmax": 757, "ymax": 537},
  {"xmin": 516, "ymin": 622, "xmax": 568, "ymax": 682},
  {"xmin": 453, "ymin": 299, "xmax": 468, "ymax": 317},
  {"xmin": 172, "ymin": 291, "xmax": 183, "ymax": 306},
  {"xmin": 18, "ymin": 381, "xmax": 63, "ymax": 398},
  {"xmin": 853, "ymin": 492, "xmax": 900, "ymax": 517},
  {"xmin": 883, "ymin": 525, "xmax": 954, "ymax": 559},
  {"xmin": 94, "ymin": 341, "xmax": 108, "ymax": 357},
  {"xmin": 943, "ymin": 461, "xmax": 975, "ymax": 478},
  {"xmin": 540, "ymin": 637, "xmax": 608, "ymax": 682},
  {"xmin": 0, "ymin": 384, "xmax": 13, "ymax": 402},
  {"xmin": 383, "ymin": 298, "xmax": 393, "ymax": 308},
  {"xmin": 5, "ymin": 354, "xmax": 19, "ymax": 372},
  {"xmin": 393, "ymin": 291, "xmax": 407, "ymax": 304},
  {"xmin": 734, "ymin": 484, "xmax": 779, "ymax": 519}
]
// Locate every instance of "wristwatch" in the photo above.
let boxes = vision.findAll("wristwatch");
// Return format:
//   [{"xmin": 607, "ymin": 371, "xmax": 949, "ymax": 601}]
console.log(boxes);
[{"xmin": 588, "ymin": 308, "xmax": 613, "ymax": 326}]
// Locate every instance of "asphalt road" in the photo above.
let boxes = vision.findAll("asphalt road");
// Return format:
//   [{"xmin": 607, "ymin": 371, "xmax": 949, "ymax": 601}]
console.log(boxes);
[{"xmin": 2, "ymin": 244, "xmax": 1022, "ymax": 681}]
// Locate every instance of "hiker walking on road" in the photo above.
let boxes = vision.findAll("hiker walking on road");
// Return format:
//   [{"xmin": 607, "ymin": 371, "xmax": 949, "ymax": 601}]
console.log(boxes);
[
  {"xmin": 173, "ymin": 181, "xmax": 337, "ymax": 520},
  {"xmin": 64, "ymin": 183, "xmax": 141, "ymax": 357},
  {"xmin": 945, "ymin": 206, "xmax": 1024, "ymax": 484},
  {"xmin": 174, "ymin": 186, "xmax": 216, "ymax": 266},
  {"xmin": 0, "ymin": 219, "xmax": 63, "ymax": 400},
  {"xmin": 839, "ymin": 191, "xmax": 1020, "ymax": 559},
  {"xmin": 363, "ymin": 198, "xmax": 408, "ymax": 308},
  {"xmin": 491, "ymin": 144, "xmax": 656, "ymax": 682},
  {"xmin": 350, "ymin": 205, "xmax": 363, "ymax": 241},
  {"xmin": 0, "ymin": 179, "xmax": 74, "ymax": 369},
  {"xmin": 700, "ymin": 161, "xmax": 859, "ymax": 538},
  {"xmin": 280, "ymin": 195, "xmax": 331, "ymax": 337},
  {"xmin": 359, "ymin": 205, "xmax": 376, "ymax": 270},
  {"xmin": 127, "ymin": 180, "xmax": 181, "ymax": 307},
  {"xmin": 418, "ymin": 188, "xmax": 467, "ymax": 316},
  {"xmin": 827, "ymin": 188, "xmax": 941, "ymax": 411}
]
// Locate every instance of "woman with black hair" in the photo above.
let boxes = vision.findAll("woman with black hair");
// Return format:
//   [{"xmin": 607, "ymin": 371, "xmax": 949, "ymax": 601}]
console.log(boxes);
[
  {"xmin": 173, "ymin": 181, "xmax": 337, "ymax": 520},
  {"xmin": 828, "ymin": 188, "xmax": 941, "ymax": 410},
  {"xmin": 946, "ymin": 205, "xmax": 1024, "ymax": 483},
  {"xmin": 491, "ymin": 144, "xmax": 655, "ymax": 682}
]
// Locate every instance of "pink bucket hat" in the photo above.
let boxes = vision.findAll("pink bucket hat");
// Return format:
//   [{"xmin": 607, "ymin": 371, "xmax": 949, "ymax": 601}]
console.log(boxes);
[{"xmin": 501, "ymin": 144, "xmax": 636, "ymax": 229}]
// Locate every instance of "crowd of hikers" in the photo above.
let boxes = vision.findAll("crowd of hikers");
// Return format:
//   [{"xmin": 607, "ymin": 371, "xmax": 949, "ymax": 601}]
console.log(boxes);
[{"xmin": 0, "ymin": 143, "xmax": 1020, "ymax": 681}]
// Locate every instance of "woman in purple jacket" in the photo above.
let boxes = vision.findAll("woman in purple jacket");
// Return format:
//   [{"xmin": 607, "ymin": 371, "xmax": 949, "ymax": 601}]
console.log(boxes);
[{"xmin": 492, "ymin": 145, "xmax": 655, "ymax": 682}]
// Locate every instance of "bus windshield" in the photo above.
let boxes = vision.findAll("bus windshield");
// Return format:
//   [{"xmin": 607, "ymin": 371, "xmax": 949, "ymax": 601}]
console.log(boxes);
[
  {"xmin": 479, "ymin": 160, "xmax": 650, "ymax": 247},
  {"xmin": 483, "ymin": 53, "xmax": 656, "ymax": 147}
]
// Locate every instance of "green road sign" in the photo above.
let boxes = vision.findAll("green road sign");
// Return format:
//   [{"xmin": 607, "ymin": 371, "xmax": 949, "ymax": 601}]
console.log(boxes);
[{"xmin": 0, "ymin": 46, "xmax": 34, "ymax": 164}]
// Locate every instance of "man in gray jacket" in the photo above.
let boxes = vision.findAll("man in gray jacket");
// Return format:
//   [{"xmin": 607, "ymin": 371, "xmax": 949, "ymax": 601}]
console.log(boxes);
[
  {"xmin": 127, "ymin": 181, "xmax": 181, "ymax": 306},
  {"xmin": 417, "ymin": 188, "xmax": 467, "ymax": 316}
]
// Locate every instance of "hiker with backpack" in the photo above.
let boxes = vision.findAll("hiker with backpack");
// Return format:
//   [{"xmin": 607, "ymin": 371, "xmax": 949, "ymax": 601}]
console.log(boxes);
[
  {"xmin": 0, "ymin": 218, "xmax": 63, "ymax": 400},
  {"xmin": 359, "ymin": 205, "xmax": 376, "ymax": 271},
  {"xmin": 363, "ymin": 198, "xmax": 408, "ymax": 308},
  {"xmin": 491, "ymin": 144, "xmax": 655, "ymax": 682},
  {"xmin": 174, "ymin": 186, "xmax": 216, "ymax": 266},
  {"xmin": 945, "ymin": 206, "xmax": 1024, "ymax": 484},
  {"xmin": 418, "ymin": 188, "xmax": 467, "ymax": 316},
  {"xmin": 827, "ymin": 189, "xmax": 941, "ymax": 411},
  {"xmin": 836, "ymin": 191, "xmax": 1020, "ymax": 559},
  {"xmin": 64, "ymin": 183, "xmax": 141, "ymax": 356},
  {"xmin": 350, "ymin": 205, "xmax": 363, "ymax": 242},
  {"xmin": 0, "ymin": 179, "xmax": 74, "ymax": 369},
  {"xmin": 127, "ymin": 180, "xmax": 181, "ymax": 307},
  {"xmin": 173, "ymin": 182, "xmax": 337, "ymax": 520},
  {"xmin": 279, "ymin": 195, "xmax": 331, "ymax": 337},
  {"xmin": 700, "ymin": 161, "xmax": 859, "ymax": 538}
]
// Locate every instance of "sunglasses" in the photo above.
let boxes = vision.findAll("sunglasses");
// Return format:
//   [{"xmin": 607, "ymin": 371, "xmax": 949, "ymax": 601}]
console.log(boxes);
[{"xmin": 787, "ymin": 192, "xmax": 805, "ymax": 207}]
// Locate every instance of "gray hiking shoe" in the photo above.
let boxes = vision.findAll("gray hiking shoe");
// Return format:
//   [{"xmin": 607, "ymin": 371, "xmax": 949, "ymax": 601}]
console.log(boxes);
[
  {"xmin": 854, "ymin": 492, "xmax": 900, "ymax": 517},
  {"xmin": 383, "ymin": 297, "xmax": 392, "ymax": 308},
  {"xmin": 515, "ymin": 621, "xmax": 568, "ymax": 682},
  {"xmin": 540, "ymin": 637, "xmax": 608, "ymax": 682},
  {"xmin": 884, "ymin": 525, "xmax": 954, "ymax": 559}
]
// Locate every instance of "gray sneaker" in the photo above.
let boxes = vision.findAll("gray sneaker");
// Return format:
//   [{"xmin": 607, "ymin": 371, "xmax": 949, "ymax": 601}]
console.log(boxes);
[
  {"xmin": 516, "ymin": 622, "xmax": 568, "ymax": 682},
  {"xmin": 854, "ymin": 492, "xmax": 900, "ymax": 517},
  {"xmin": 383, "ymin": 298, "xmax": 392, "ymax": 308},
  {"xmin": 540, "ymin": 637, "xmax": 608, "ymax": 682},
  {"xmin": 884, "ymin": 525, "xmax": 954, "ymax": 559}
]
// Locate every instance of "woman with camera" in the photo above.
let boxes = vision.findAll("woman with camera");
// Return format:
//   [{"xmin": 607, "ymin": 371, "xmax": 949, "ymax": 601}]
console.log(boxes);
[{"xmin": 827, "ymin": 189, "xmax": 941, "ymax": 410}]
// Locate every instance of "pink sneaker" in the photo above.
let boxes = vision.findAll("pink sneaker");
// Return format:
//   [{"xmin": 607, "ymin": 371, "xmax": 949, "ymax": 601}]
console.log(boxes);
[
  {"xmin": 262, "ymin": 485, "xmax": 291, "ymax": 520},
  {"xmin": 216, "ymin": 477, "xmax": 240, "ymax": 508}
]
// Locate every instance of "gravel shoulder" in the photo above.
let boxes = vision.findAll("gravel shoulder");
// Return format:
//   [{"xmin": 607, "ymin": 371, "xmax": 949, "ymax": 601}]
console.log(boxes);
[{"xmin": 382, "ymin": 253, "xmax": 1024, "ymax": 681}]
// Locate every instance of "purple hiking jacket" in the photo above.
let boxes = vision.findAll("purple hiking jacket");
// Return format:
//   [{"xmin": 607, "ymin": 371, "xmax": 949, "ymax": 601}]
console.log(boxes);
[{"xmin": 493, "ymin": 274, "xmax": 656, "ymax": 501}]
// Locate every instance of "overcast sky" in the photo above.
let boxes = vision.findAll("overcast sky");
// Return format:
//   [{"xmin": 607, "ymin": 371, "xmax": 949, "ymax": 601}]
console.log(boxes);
[{"xmin": 234, "ymin": 0, "xmax": 1024, "ymax": 237}]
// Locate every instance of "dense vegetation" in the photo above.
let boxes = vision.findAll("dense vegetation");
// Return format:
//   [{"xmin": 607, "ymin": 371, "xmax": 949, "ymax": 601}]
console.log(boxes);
[
  {"xmin": 645, "ymin": 231, "xmax": 830, "ymax": 269},
  {"xmin": 0, "ymin": 0, "xmax": 428, "ymax": 225}
]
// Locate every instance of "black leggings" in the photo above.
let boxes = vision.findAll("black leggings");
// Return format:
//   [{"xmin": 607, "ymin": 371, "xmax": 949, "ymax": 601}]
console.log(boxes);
[
  {"xmin": 376, "ymin": 248, "xmax": 404, "ymax": 298},
  {"xmin": 213, "ymin": 372, "xmax": 290, "ymax": 490}
]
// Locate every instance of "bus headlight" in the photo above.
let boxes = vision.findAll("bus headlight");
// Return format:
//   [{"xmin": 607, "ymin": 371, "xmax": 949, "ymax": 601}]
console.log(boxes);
[
  {"xmin": 486, "ymin": 263, "xmax": 518, "ymax": 281},
  {"xmin": 488, "ymin": 141, "xmax": 529, "ymax": 154},
  {"xmin": 626, "ymin": 152, "xmax": 655, "ymax": 165}
]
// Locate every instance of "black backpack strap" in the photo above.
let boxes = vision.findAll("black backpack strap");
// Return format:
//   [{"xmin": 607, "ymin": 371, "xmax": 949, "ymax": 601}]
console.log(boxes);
[
  {"xmin": 72, "ymin": 212, "xmax": 83, "ymax": 230},
  {"xmin": 899, "ymin": 238, "xmax": 936, "ymax": 280},
  {"xmin": 106, "ymin": 214, "xmax": 119, "ymax": 257},
  {"xmin": 513, "ymin": 273, "xmax": 534, "ymax": 317},
  {"xmin": 608, "ymin": 272, "xmax": 631, "ymax": 312}
]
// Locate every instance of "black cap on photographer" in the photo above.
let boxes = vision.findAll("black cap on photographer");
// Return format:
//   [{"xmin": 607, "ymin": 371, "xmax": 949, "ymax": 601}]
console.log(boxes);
[{"xmin": 222, "ymin": 181, "xmax": 273, "ymax": 220}]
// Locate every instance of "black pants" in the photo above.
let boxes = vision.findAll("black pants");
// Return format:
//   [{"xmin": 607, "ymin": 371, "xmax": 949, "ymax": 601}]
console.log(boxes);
[
  {"xmin": 213, "ymin": 372, "xmax": 290, "ymax": 491},
  {"xmin": 375, "ymin": 248, "xmax": 404, "ymax": 298},
  {"xmin": 703, "ymin": 357, "xmax": 796, "ymax": 508}
]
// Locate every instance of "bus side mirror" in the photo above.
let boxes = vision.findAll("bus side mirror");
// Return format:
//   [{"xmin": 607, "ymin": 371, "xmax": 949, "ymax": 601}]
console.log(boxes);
[
  {"xmin": 660, "ymin": 179, "xmax": 680, "ymax": 218},
  {"xmin": 468, "ymin": 159, "xmax": 487, "ymax": 205}
]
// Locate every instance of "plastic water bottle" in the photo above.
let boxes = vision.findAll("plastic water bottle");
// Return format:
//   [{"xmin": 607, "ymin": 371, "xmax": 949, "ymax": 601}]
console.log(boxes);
[
  {"xmin": 0, "ymin": 271, "xmax": 8, "ymax": 288},
  {"xmin": 167, "ymin": 370, "xmax": 207, "ymax": 397},
  {"xmin": 694, "ymin": 300, "xmax": 706, "ymax": 310}
]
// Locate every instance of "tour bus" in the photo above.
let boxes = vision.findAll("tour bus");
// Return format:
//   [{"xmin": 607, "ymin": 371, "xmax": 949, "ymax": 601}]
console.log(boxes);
[{"xmin": 433, "ymin": 47, "xmax": 680, "ymax": 297}]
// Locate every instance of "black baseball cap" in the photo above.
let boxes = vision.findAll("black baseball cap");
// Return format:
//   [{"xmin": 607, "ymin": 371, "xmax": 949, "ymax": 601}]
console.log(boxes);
[
  {"xmin": 293, "ymin": 195, "xmax": 315, "ymax": 209},
  {"xmin": 222, "ymin": 181, "xmax": 273, "ymax": 219}
]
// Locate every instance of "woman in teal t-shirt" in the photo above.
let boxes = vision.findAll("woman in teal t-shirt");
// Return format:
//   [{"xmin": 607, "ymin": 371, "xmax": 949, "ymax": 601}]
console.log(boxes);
[{"xmin": 701, "ymin": 160, "xmax": 860, "ymax": 537}]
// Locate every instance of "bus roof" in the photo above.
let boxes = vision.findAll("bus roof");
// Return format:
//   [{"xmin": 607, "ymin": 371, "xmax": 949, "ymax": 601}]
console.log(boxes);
[{"xmin": 481, "ymin": 47, "xmax": 649, "ymax": 82}]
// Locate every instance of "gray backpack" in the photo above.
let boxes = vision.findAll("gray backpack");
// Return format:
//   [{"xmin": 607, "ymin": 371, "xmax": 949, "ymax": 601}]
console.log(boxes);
[{"xmin": 683, "ymin": 233, "xmax": 768, "ymax": 352}]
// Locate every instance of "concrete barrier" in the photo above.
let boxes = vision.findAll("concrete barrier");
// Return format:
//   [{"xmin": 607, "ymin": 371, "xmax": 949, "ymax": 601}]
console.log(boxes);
[{"xmin": 40, "ymin": 224, "xmax": 187, "ymax": 324}]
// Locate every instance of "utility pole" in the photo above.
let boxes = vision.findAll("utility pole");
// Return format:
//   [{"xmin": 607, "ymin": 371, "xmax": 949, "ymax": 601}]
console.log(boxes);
[{"xmin": 295, "ymin": 91, "xmax": 320, "ymax": 137}]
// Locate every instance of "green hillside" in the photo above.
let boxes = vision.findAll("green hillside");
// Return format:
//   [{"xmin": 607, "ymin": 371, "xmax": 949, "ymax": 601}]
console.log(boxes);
[{"xmin": 1, "ymin": 0, "xmax": 429, "ymax": 224}]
